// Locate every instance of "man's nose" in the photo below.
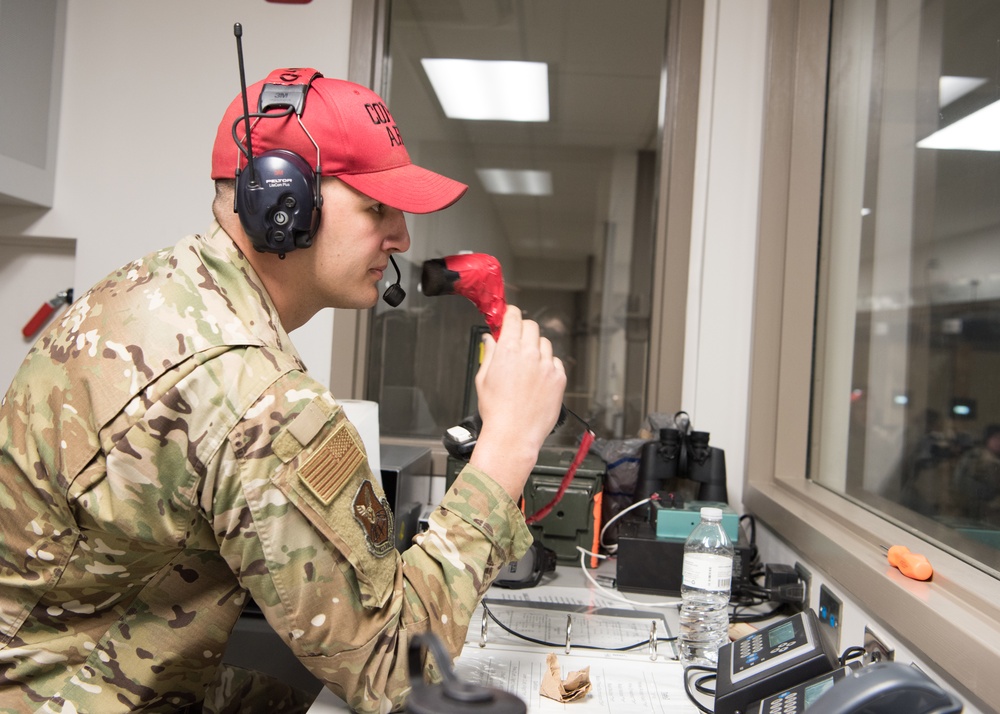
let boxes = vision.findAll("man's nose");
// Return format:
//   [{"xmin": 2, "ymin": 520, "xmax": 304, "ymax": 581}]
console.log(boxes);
[{"xmin": 385, "ymin": 207, "xmax": 410, "ymax": 253}]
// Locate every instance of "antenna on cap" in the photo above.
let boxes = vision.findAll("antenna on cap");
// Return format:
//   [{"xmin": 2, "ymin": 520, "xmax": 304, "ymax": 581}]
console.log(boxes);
[{"xmin": 233, "ymin": 23, "xmax": 258, "ymax": 188}]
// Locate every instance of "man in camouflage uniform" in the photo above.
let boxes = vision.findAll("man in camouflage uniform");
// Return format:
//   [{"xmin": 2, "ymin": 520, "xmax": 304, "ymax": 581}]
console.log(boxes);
[{"xmin": 0, "ymin": 69, "xmax": 566, "ymax": 712}]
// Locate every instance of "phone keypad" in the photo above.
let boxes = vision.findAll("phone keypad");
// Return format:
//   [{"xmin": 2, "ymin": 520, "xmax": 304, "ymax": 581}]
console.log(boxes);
[
  {"xmin": 738, "ymin": 634, "xmax": 765, "ymax": 664},
  {"xmin": 768, "ymin": 692, "xmax": 799, "ymax": 713}
]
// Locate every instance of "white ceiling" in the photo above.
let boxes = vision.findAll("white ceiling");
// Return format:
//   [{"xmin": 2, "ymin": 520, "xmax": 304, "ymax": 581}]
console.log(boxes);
[{"xmin": 384, "ymin": 0, "xmax": 668, "ymax": 263}]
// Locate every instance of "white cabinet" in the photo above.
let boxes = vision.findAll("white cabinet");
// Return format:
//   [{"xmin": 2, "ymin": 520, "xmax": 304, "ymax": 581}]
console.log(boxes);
[{"xmin": 0, "ymin": 0, "xmax": 65, "ymax": 207}]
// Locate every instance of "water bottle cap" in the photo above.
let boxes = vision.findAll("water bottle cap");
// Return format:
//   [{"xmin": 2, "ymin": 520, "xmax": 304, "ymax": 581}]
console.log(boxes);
[{"xmin": 700, "ymin": 507, "xmax": 723, "ymax": 520}]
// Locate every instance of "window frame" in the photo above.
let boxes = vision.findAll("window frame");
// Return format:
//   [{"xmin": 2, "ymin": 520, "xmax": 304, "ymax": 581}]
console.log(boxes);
[
  {"xmin": 343, "ymin": 0, "xmax": 702, "ymax": 464},
  {"xmin": 744, "ymin": 2, "xmax": 1000, "ymax": 708}
]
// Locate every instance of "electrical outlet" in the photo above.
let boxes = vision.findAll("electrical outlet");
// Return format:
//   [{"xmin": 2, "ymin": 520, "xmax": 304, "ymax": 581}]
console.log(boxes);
[
  {"xmin": 863, "ymin": 626, "xmax": 895, "ymax": 664},
  {"xmin": 794, "ymin": 562, "xmax": 812, "ymax": 611},
  {"xmin": 818, "ymin": 584, "xmax": 842, "ymax": 648}
]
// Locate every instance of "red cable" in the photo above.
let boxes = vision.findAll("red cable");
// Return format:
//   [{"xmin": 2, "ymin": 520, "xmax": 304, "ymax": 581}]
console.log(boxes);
[{"xmin": 524, "ymin": 429, "xmax": 596, "ymax": 525}]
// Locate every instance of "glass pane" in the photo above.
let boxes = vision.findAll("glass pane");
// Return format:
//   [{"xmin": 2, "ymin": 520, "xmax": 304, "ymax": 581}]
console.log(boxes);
[
  {"xmin": 367, "ymin": 0, "xmax": 668, "ymax": 444},
  {"xmin": 815, "ymin": 0, "xmax": 1000, "ymax": 575}
]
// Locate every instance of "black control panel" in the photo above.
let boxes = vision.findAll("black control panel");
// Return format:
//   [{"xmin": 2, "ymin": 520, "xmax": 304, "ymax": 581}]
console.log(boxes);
[
  {"xmin": 733, "ymin": 615, "xmax": 811, "ymax": 678},
  {"xmin": 715, "ymin": 610, "xmax": 839, "ymax": 714}
]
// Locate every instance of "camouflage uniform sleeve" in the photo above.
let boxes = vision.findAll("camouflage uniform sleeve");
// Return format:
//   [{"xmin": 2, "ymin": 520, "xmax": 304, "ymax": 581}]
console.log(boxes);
[{"xmin": 208, "ymin": 370, "xmax": 531, "ymax": 714}]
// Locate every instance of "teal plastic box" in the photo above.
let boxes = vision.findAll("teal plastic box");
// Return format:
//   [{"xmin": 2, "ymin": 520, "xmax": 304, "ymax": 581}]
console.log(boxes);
[{"xmin": 653, "ymin": 500, "xmax": 740, "ymax": 542}]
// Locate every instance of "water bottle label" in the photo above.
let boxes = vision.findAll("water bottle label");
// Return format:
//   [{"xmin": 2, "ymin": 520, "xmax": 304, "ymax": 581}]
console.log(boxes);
[{"xmin": 682, "ymin": 552, "xmax": 732, "ymax": 591}]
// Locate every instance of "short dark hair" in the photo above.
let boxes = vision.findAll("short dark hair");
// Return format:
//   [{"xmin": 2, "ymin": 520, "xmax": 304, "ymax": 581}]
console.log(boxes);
[
  {"xmin": 212, "ymin": 179, "xmax": 236, "ymax": 223},
  {"xmin": 984, "ymin": 424, "xmax": 1000, "ymax": 442}
]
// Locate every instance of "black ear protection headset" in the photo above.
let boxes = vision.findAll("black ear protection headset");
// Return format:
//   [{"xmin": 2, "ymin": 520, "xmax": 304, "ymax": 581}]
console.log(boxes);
[
  {"xmin": 234, "ymin": 141, "xmax": 322, "ymax": 256},
  {"xmin": 231, "ymin": 36, "xmax": 323, "ymax": 257},
  {"xmin": 229, "ymin": 26, "xmax": 406, "ymax": 304}
]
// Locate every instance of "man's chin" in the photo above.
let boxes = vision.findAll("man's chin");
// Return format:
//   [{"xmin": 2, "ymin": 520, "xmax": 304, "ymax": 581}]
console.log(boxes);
[
  {"xmin": 353, "ymin": 289, "xmax": 380, "ymax": 310},
  {"xmin": 325, "ymin": 282, "xmax": 379, "ymax": 309}
]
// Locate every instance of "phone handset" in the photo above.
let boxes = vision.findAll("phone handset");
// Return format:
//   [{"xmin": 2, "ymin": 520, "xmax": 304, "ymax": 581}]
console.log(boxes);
[{"xmin": 807, "ymin": 661, "xmax": 962, "ymax": 714}]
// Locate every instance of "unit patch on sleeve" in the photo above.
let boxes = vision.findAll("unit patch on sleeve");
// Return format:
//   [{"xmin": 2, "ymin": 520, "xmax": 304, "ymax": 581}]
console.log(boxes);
[
  {"xmin": 353, "ymin": 480, "xmax": 394, "ymax": 557},
  {"xmin": 298, "ymin": 421, "xmax": 366, "ymax": 505}
]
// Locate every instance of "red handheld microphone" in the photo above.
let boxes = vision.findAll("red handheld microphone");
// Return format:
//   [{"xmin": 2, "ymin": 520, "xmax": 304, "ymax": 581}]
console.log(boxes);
[
  {"xmin": 420, "ymin": 254, "xmax": 595, "ymax": 530},
  {"xmin": 420, "ymin": 253, "xmax": 506, "ymax": 338}
]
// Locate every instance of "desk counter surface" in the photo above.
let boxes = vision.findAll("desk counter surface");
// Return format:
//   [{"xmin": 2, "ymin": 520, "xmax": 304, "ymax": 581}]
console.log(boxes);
[{"xmin": 307, "ymin": 561, "xmax": 696, "ymax": 713}]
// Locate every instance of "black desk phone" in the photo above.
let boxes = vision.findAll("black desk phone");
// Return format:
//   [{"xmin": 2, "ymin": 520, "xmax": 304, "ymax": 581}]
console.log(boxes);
[
  {"xmin": 713, "ymin": 610, "xmax": 963, "ymax": 714},
  {"xmin": 715, "ymin": 609, "xmax": 839, "ymax": 714},
  {"xmin": 746, "ymin": 667, "xmax": 853, "ymax": 713}
]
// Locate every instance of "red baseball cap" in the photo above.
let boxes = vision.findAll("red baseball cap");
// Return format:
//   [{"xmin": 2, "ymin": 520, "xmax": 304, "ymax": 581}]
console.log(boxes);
[{"xmin": 211, "ymin": 68, "xmax": 467, "ymax": 214}]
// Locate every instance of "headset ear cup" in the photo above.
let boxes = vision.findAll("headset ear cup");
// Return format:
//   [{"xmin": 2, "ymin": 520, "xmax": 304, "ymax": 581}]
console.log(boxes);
[{"xmin": 236, "ymin": 149, "xmax": 318, "ymax": 254}]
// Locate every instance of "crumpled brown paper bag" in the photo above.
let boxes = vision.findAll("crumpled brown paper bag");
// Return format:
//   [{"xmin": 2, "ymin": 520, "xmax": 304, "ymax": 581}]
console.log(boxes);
[{"xmin": 539, "ymin": 653, "xmax": 592, "ymax": 703}]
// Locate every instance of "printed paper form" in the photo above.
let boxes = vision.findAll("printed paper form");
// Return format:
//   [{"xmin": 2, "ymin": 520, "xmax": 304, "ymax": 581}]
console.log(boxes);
[
  {"xmin": 456, "ymin": 585, "xmax": 700, "ymax": 713},
  {"xmin": 455, "ymin": 647, "xmax": 698, "ymax": 714}
]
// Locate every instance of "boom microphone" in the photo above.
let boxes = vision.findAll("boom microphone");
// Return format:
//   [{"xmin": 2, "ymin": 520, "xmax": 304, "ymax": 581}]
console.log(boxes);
[{"xmin": 382, "ymin": 255, "xmax": 406, "ymax": 307}]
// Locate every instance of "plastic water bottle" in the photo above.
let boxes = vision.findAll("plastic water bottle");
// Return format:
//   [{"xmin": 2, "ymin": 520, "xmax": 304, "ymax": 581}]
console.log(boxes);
[{"xmin": 678, "ymin": 506, "xmax": 733, "ymax": 666}]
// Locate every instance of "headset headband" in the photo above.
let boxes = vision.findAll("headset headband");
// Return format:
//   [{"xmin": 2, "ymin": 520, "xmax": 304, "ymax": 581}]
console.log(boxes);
[{"xmin": 233, "ymin": 68, "xmax": 324, "ymax": 176}]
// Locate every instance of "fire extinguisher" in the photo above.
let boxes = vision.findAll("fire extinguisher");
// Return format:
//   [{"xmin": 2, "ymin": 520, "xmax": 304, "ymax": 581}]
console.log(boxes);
[{"xmin": 22, "ymin": 288, "xmax": 73, "ymax": 339}]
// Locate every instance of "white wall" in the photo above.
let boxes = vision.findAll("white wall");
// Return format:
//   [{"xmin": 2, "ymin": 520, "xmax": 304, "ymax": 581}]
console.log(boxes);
[
  {"xmin": 685, "ymin": 0, "xmax": 768, "ymax": 514},
  {"xmin": 0, "ymin": 0, "xmax": 355, "ymax": 392},
  {"xmin": 0, "ymin": 238, "xmax": 75, "ymax": 389}
]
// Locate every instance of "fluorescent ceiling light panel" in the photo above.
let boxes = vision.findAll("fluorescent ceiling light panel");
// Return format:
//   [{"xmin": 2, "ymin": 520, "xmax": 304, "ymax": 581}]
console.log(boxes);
[
  {"xmin": 917, "ymin": 99, "xmax": 1000, "ymax": 151},
  {"xmin": 476, "ymin": 169, "xmax": 553, "ymax": 196},
  {"xmin": 938, "ymin": 75, "xmax": 987, "ymax": 108},
  {"xmin": 421, "ymin": 58, "xmax": 549, "ymax": 121}
]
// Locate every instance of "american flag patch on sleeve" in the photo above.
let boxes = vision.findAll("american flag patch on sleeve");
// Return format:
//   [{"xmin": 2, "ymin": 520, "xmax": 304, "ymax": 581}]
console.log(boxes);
[{"xmin": 298, "ymin": 421, "xmax": 366, "ymax": 505}]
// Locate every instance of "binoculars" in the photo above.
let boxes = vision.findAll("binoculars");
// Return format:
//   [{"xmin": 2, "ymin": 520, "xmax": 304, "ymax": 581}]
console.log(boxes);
[{"xmin": 635, "ymin": 427, "xmax": 729, "ymax": 504}]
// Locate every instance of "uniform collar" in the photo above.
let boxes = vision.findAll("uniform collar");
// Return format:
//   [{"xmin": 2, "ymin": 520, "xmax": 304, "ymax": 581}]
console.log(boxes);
[{"xmin": 199, "ymin": 220, "xmax": 305, "ymax": 367}]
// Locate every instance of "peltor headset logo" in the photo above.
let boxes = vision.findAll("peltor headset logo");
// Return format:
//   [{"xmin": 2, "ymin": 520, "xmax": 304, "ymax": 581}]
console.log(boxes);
[
  {"xmin": 265, "ymin": 167, "xmax": 292, "ymax": 189},
  {"xmin": 364, "ymin": 101, "xmax": 404, "ymax": 147}
]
